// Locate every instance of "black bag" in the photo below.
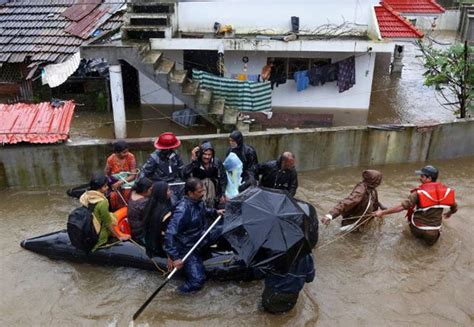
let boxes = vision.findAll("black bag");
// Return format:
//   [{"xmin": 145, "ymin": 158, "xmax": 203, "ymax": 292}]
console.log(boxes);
[{"xmin": 67, "ymin": 204, "xmax": 100, "ymax": 252}]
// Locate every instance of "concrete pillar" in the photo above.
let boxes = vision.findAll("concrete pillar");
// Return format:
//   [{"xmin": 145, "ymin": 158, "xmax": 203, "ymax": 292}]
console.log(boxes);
[
  {"xmin": 109, "ymin": 64, "xmax": 127, "ymax": 139},
  {"xmin": 391, "ymin": 44, "xmax": 404, "ymax": 74}
]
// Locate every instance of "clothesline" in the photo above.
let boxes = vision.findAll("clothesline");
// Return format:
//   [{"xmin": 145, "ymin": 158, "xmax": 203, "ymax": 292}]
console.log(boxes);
[
  {"xmin": 192, "ymin": 69, "xmax": 272, "ymax": 112},
  {"xmin": 293, "ymin": 55, "xmax": 356, "ymax": 93}
]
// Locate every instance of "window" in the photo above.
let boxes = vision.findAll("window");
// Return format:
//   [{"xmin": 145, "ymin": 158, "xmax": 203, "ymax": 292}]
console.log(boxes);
[
  {"xmin": 268, "ymin": 58, "xmax": 332, "ymax": 80},
  {"xmin": 310, "ymin": 58, "xmax": 331, "ymax": 67},
  {"xmin": 288, "ymin": 58, "xmax": 311, "ymax": 80}
]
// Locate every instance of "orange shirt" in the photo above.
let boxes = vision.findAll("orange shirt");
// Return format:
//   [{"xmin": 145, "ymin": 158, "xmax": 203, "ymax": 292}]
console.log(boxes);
[{"xmin": 105, "ymin": 152, "xmax": 137, "ymax": 176}]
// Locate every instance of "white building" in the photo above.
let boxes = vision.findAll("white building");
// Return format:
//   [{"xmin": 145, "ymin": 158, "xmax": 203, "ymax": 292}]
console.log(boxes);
[{"xmin": 83, "ymin": 0, "xmax": 445, "ymax": 135}]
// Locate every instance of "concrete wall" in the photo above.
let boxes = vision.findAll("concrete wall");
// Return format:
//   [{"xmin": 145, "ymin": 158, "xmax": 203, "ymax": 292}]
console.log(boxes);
[
  {"xmin": 177, "ymin": 0, "xmax": 378, "ymax": 34},
  {"xmin": 1, "ymin": 119, "xmax": 473, "ymax": 189},
  {"xmin": 406, "ymin": 10, "xmax": 461, "ymax": 31}
]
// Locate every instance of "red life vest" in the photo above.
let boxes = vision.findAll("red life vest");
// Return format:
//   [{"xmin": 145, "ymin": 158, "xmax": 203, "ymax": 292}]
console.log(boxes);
[
  {"xmin": 415, "ymin": 182, "xmax": 455, "ymax": 210},
  {"xmin": 406, "ymin": 182, "xmax": 455, "ymax": 230}
]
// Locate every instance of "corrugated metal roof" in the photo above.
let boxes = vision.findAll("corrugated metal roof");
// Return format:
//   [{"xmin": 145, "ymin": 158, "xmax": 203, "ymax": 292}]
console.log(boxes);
[
  {"xmin": 0, "ymin": 0, "xmax": 125, "ymax": 75},
  {"xmin": 375, "ymin": 3, "xmax": 424, "ymax": 39},
  {"xmin": 0, "ymin": 100, "xmax": 75, "ymax": 144},
  {"xmin": 383, "ymin": 0, "xmax": 445, "ymax": 14},
  {"xmin": 62, "ymin": 0, "xmax": 102, "ymax": 22}
]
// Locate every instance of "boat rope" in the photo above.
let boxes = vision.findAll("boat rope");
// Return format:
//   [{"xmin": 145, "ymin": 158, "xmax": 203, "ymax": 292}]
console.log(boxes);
[
  {"xmin": 204, "ymin": 258, "xmax": 233, "ymax": 267},
  {"xmin": 129, "ymin": 238, "xmax": 168, "ymax": 276},
  {"xmin": 316, "ymin": 213, "xmax": 375, "ymax": 251},
  {"xmin": 339, "ymin": 193, "xmax": 372, "ymax": 233}
]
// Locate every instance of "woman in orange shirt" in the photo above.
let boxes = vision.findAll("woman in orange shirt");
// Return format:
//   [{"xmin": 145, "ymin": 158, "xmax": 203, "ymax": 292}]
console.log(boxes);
[{"xmin": 104, "ymin": 140, "xmax": 138, "ymax": 210}]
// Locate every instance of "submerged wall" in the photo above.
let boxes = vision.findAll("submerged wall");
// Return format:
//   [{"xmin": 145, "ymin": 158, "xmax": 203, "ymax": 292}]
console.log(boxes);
[{"xmin": 1, "ymin": 119, "xmax": 473, "ymax": 188}]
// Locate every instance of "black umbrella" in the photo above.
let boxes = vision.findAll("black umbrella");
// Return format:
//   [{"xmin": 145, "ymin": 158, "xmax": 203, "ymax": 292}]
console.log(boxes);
[{"xmin": 221, "ymin": 187, "xmax": 312, "ymax": 272}]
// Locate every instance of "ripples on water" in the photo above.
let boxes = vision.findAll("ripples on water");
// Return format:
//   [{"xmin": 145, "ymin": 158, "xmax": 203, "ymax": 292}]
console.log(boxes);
[{"xmin": 1, "ymin": 157, "xmax": 473, "ymax": 326}]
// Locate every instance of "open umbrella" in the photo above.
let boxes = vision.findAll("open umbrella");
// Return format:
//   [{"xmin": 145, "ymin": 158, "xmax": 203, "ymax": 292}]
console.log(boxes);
[{"xmin": 221, "ymin": 187, "xmax": 315, "ymax": 273}]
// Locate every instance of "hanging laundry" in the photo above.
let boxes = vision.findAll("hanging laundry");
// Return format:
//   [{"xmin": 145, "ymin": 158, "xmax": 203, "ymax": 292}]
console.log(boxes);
[
  {"xmin": 269, "ymin": 65, "xmax": 287, "ymax": 89},
  {"xmin": 327, "ymin": 64, "xmax": 338, "ymax": 82},
  {"xmin": 193, "ymin": 69, "xmax": 272, "ymax": 112},
  {"xmin": 308, "ymin": 65, "xmax": 324, "ymax": 86},
  {"xmin": 337, "ymin": 56, "xmax": 356, "ymax": 93},
  {"xmin": 293, "ymin": 70, "xmax": 309, "ymax": 92}
]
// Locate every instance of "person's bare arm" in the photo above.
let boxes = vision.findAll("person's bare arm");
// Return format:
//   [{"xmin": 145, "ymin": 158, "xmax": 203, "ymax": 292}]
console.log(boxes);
[{"xmin": 374, "ymin": 204, "xmax": 405, "ymax": 218}]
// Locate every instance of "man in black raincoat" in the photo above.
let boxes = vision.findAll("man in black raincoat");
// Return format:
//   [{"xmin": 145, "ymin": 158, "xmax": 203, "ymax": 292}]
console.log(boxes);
[
  {"xmin": 226, "ymin": 130, "xmax": 258, "ymax": 191},
  {"xmin": 182, "ymin": 141, "xmax": 227, "ymax": 208},
  {"xmin": 261, "ymin": 253, "xmax": 315, "ymax": 314},
  {"xmin": 139, "ymin": 132, "xmax": 184, "ymax": 183},
  {"xmin": 256, "ymin": 152, "xmax": 298, "ymax": 197},
  {"xmin": 164, "ymin": 178, "xmax": 223, "ymax": 293}
]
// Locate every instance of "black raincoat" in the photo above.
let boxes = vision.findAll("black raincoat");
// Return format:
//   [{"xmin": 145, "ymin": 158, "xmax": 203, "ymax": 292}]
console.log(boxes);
[
  {"xmin": 262, "ymin": 253, "xmax": 315, "ymax": 313},
  {"xmin": 182, "ymin": 141, "xmax": 227, "ymax": 201},
  {"xmin": 139, "ymin": 150, "xmax": 184, "ymax": 183},
  {"xmin": 163, "ymin": 196, "xmax": 220, "ymax": 293},
  {"xmin": 257, "ymin": 157, "xmax": 298, "ymax": 197}
]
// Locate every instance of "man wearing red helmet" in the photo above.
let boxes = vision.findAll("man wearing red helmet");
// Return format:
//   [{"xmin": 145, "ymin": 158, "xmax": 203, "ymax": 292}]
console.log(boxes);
[
  {"xmin": 375, "ymin": 165, "xmax": 457, "ymax": 245},
  {"xmin": 139, "ymin": 132, "xmax": 184, "ymax": 185}
]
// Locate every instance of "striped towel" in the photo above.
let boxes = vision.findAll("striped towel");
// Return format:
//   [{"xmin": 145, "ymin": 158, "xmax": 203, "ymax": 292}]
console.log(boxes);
[{"xmin": 193, "ymin": 69, "xmax": 272, "ymax": 112}]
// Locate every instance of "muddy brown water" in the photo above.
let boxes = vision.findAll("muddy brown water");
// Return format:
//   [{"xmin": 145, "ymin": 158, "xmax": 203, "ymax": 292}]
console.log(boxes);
[{"xmin": 1, "ymin": 157, "xmax": 473, "ymax": 326}]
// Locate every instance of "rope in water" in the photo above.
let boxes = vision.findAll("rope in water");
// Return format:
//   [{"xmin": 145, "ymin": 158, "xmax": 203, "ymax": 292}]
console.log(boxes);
[
  {"xmin": 316, "ymin": 214, "xmax": 378, "ymax": 250},
  {"xmin": 129, "ymin": 238, "xmax": 168, "ymax": 276}
]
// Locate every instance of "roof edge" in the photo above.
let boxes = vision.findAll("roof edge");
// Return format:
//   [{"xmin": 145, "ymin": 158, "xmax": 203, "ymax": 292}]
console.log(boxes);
[{"xmin": 381, "ymin": 2, "xmax": 424, "ymax": 38}]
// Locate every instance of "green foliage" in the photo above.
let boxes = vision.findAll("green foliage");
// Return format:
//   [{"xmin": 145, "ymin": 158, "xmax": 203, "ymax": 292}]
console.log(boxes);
[{"xmin": 418, "ymin": 41, "xmax": 473, "ymax": 118}]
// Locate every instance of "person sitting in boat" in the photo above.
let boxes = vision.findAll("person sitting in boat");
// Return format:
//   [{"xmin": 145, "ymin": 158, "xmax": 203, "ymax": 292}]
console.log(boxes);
[
  {"xmin": 80, "ymin": 173, "xmax": 130, "ymax": 252},
  {"xmin": 256, "ymin": 152, "xmax": 298, "ymax": 197},
  {"xmin": 139, "ymin": 132, "xmax": 184, "ymax": 204},
  {"xmin": 261, "ymin": 253, "xmax": 315, "ymax": 314},
  {"xmin": 374, "ymin": 165, "xmax": 457, "ymax": 246},
  {"xmin": 144, "ymin": 181, "xmax": 173, "ymax": 258},
  {"xmin": 139, "ymin": 132, "xmax": 183, "ymax": 183},
  {"xmin": 183, "ymin": 141, "xmax": 227, "ymax": 208},
  {"xmin": 104, "ymin": 140, "xmax": 138, "ymax": 211},
  {"xmin": 164, "ymin": 178, "xmax": 224, "ymax": 293},
  {"xmin": 226, "ymin": 130, "xmax": 258, "ymax": 192},
  {"xmin": 127, "ymin": 177, "xmax": 153, "ymax": 245},
  {"xmin": 321, "ymin": 170, "xmax": 385, "ymax": 232}
]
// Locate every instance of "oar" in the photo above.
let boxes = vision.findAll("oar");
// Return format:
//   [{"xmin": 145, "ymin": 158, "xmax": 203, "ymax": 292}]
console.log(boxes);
[{"xmin": 132, "ymin": 215, "xmax": 223, "ymax": 321}]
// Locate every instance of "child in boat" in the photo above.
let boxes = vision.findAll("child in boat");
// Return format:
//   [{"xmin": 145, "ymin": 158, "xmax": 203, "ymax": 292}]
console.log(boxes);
[
  {"xmin": 104, "ymin": 140, "xmax": 138, "ymax": 211},
  {"xmin": 127, "ymin": 177, "xmax": 153, "ymax": 244},
  {"xmin": 80, "ymin": 173, "xmax": 130, "ymax": 252}
]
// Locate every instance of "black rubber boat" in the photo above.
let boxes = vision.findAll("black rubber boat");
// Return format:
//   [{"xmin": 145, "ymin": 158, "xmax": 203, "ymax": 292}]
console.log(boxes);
[{"xmin": 21, "ymin": 201, "xmax": 318, "ymax": 281}]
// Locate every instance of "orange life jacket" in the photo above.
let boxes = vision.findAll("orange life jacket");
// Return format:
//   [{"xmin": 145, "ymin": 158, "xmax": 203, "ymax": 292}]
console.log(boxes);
[
  {"xmin": 113, "ymin": 207, "xmax": 131, "ymax": 237},
  {"xmin": 415, "ymin": 182, "xmax": 455, "ymax": 210},
  {"xmin": 406, "ymin": 182, "xmax": 455, "ymax": 230}
]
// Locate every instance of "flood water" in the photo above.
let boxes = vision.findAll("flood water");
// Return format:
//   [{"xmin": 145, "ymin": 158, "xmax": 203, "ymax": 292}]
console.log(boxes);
[
  {"xmin": 368, "ymin": 32, "xmax": 459, "ymax": 125},
  {"xmin": 1, "ymin": 156, "xmax": 473, "ymax": 326}
]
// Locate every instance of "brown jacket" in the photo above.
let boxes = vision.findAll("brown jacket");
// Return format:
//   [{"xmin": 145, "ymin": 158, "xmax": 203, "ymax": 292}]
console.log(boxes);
[{"xmin": 329, "ymin": 170, "xmax": 385, "ymax": 226}]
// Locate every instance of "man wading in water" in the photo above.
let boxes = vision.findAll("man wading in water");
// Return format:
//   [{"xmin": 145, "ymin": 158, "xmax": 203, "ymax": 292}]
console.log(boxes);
[
  {"xmin": 375, "ymin": 165, "xmax": 457, "ymax": 245},
  {"xmin": 321, "ymin": 170, "xmax": 385, "ymax": 231}
]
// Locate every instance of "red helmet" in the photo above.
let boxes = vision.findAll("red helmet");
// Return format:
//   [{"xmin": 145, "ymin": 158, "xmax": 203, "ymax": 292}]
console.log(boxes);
[{"xmin": 154, "ymin": 132, "xmax": 181, "ymax": 150}]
